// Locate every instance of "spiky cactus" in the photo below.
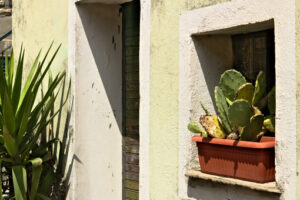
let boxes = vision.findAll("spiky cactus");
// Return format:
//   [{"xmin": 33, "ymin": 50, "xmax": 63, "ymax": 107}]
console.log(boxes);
[
  {"xmin": 219, "ymin": 69, "xmax": 246, "ymax": 101},
  {"xmin": 215, "ymin": 86, "xmax": 232, "ymax": 134},
  {"xmin": 188, "ymin": 69, "xmax": 275, "ymax": 142},
  {"xmin": 240, "ymin": 114, "xmax": 264, "ymax": 141},
  {"xmin": 228, "ymin": 99, "xmax": 252, "ymax": 128}
]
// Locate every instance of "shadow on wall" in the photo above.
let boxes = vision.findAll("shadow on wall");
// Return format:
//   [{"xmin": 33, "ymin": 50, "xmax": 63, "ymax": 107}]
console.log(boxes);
[
  {"xmin": 192, "ymin": 35, "xmax": 232, "ymax": 113},
  {"xmin": 77, "ymin": 3, "xmax": 122, "ymax": 132},
  {"xmin": 187, "ymin": 178, "xmax": 280, "ymax": 200}
]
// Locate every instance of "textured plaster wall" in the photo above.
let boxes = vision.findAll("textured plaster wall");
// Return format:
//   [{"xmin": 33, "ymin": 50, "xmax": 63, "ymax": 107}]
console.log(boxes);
[
  {"xmin": 296, "ymin": 0, "xmax": 300, "ymax": 199},
  {"xmin": 73, "ymin": 4, "xmax": 123, "ymax": 199},
  {"xmin": 12, "ymin": 0, "xmax": 68, "ymax": 75},
  {"xmin": 149, "ymin": 1, "xmax": 229, "ymax": 199},
  {"xmin": 150, "ymin": 0, "xmax": 297, "ymax": 200}
]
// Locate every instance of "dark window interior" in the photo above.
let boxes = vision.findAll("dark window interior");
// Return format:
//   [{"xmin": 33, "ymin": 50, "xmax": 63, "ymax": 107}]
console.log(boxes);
[{"xmin": 232, "ymin": 29, "xmax": 275, "ymax": 92}]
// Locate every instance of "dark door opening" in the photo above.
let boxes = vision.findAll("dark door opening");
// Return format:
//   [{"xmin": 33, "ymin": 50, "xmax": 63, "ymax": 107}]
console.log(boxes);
[{"xmin": 122, "ymin": 1, "xmax": 140, "ymax": 199}]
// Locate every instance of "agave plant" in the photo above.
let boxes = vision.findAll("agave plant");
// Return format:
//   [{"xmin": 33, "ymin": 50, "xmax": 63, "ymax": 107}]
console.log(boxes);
[
  {"xmin": 0, "ymin": 44, "xmax": 69, "ymax": 200},
  {"xmin": 188, "ymin": 69, "xmax": 275, "ymax": 141}
]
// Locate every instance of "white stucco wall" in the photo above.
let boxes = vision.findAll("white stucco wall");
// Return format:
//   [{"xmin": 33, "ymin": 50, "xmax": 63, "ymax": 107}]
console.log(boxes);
[
  {"xmin": 71, "ymin": 3, "xmax": 123, "ymax": 199},
  {"xmin": 179, "ymin": 0, "xmax": 296, "ymax": 200}
]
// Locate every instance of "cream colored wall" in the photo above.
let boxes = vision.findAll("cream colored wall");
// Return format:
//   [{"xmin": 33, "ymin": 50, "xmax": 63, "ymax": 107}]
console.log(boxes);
[
  {"xmin": 149, "ymin": 1, "xmax": 229, "ymax": 199},
  {"xmin": 149, "ymin": 0, "xmax": 298, "ymax": 200},
  {"xmin": 296, "ymin": 0, "xmax": 300, "ymax": 199},
  {"xmin": 12, "ymin": 0, "xmax": 68, "ymax": 74}
]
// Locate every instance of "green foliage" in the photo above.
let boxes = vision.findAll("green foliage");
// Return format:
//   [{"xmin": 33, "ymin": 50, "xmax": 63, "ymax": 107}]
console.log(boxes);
[
  {"xmin": 240, "ymin": 114, "xmax": 264, "ymax": 141},
  {"xmin": 200, "ymin": 101, "xmax": 210, "ymax": 115},
  {"xmin": 187, "ymin": 122, "xmax": 207, "ymax": 137},
  {"xmin": 252, "ymin": 71, "xmax": 267, "ymax": 106},
  {"xmin": 264, "ymin": 116, "xmax": 275, "ymax": 133},
  {"xmin": 188, "ymin": 69, "xmax": 275, "ymax": 142},
  {"xmin": 0, "ymin": 44, "xmax": 69, "ymax": 199},
  {"xmin": 228, "ymin": 100, "xmax": 252, "ymax": 128},
  {"xmin": 236, "ymin": 83, "xmax": 254, "ymax": 104},
  {"xmin": 219, "ymin": 69, "xmax": 246, "ymax": 101},
  {"xmin": 215, "ymin": 86, "xmax": 232, "ymax": 134}
]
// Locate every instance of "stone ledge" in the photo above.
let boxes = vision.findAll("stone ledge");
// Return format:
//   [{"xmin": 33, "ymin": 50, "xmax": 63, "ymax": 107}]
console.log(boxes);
[
  {"xmin": 185, "ymin": 169, "xmax": 281, "ymax": 194},
  {"xmin": 0, "ymin": 8, "xmax": 11, "ymax": 16}
]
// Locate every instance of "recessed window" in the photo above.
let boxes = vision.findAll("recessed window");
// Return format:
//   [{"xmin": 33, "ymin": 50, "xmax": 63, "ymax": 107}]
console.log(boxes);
[{"xmin": 232, "ymin": 30, "xmax": 275, "ymax": 92}]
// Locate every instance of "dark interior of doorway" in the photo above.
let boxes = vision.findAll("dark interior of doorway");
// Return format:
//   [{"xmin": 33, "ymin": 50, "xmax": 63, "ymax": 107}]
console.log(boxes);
[{"xmin": 122, "ymin": 1, "xmax": 140, "ymax": 199}]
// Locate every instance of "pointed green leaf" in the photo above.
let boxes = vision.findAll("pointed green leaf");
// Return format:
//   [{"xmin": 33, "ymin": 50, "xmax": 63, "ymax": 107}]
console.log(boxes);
[
  {"xmin": 3, "ymin": 130, "xmax": 18, "ymax": 157},
  {"xmin": 12, "ymin": 165, "xmax": 27, "ymax": 200}
]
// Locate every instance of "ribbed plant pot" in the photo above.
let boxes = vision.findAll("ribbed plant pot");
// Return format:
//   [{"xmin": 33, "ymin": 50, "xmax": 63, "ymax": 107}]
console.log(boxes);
[{"xmin": 192, "ymin": 136, "xmax": 275, "ymax": 183}]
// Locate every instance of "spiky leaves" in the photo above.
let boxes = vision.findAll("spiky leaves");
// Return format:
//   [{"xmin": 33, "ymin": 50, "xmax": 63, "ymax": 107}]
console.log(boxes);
[
  {"xmin": 0, "ymin": 44, "xmax": 69, "ymax": 200},
  {"xmin": 240, "ymin": 114, "xmax": 264, "ymax": 141},
  {"xmin": 215, "ymin": 86, "xmax": 232, "ymax": 134},
  {"xmin": 219, "ymin": 69, "xmax": 246, "ymax": 101}
]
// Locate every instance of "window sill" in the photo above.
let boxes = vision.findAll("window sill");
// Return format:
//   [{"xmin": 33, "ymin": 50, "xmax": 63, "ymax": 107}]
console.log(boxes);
[{"xmin": 185, "ymin": 169, "xmax": 281, "ymax": 194}]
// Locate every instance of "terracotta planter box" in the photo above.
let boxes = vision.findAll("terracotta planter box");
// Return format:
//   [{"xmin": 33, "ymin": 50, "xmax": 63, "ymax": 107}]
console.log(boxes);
[{"xmin": 192, "ymin": 136, "xmax": 275, "ymax": 183}]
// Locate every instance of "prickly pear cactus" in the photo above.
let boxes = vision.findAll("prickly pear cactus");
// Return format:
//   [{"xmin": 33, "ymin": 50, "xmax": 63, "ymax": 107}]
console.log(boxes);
[
  {"xmin": 240, "ymin": 114, "xmax": 264, "ymax": 141},
  {"xmin": 215, "ymin": 86, "xmax": 232, "ymax": 134},
  {"xmin": 200, "ymin": 101, "xmax": 210, "ymax": 115},
  {"xmin": 268, "ymin": 86, "xmax": 276, "ymax": 115},
  {"xmin": 219, "ymin": 69, "xmax": 246, "ymax": 101},
  {"xmin": 228, "ymin": 99, "xmax": 252, "ymax": 128},
  {"xmin": 187, "ymin": 122, "xmax": 208, "ymax": 137},
  {"xmin": 199, "ymin": 115, "xmax": 227, "ymax": 139},
  {"xmin": 236, "ymin": 83, "xmax": 254, "ymax": 104},
  {"xmin": 264, "ymin": 116, "xmax": 275, "ymax": 133},
  {"xmin": 252, "ymin": 71, "xmax": 267, "ymax": 106}
]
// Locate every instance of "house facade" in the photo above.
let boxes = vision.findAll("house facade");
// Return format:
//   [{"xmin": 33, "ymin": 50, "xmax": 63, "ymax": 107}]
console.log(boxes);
[{"xmin": 11, "ymin": 0, "xmax": 300, "ymax": 199}]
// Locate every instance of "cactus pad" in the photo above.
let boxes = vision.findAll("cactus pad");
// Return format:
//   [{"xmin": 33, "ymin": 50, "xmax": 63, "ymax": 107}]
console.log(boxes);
[
  {"xmin": 219, "ymin": 69, "xmax": 246, "ymax": 101},
  {"xmin": 215, "ymin": 86, "xmax": 232, "ymax": 134},
  {"xmin": 268, "ymin": 86, "xmax": 276, "ymax": 115},
  {"xmin": 264, "ymin": 116, "xmax": 275, "ymax": 133},
  {"xmin": 236, "ymin": 83, "xmax": 254, "ymax": 104},
  {"xmin": 240, "ymin": 114, "xmax": 264, "ymax": 141},
  {"xmin": 199, "ymin": 115, "xmax": 227, "ymax": 139},
  {"xmin": 187, "ymin": 122, "xmax": 208, "ymax": 137},
  {"xmin": 252, "ymin": 71, "xmax": 267, "ymax": 106},
  {"xmin": 228, "ymin": 99, "xmax": 252, "ymax": 127}
]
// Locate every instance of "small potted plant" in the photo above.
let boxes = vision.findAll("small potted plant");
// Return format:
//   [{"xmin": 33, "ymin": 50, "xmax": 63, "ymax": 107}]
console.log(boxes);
[{"xmin": 188, "ymin": 69, "xmax": 275, "ymax": 183}]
